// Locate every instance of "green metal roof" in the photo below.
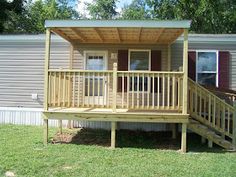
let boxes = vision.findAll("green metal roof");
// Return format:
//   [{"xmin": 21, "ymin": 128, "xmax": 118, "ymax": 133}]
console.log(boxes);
[{"xmin": 45, "ymin": 20, "xmax": 191, "ymax": 29}]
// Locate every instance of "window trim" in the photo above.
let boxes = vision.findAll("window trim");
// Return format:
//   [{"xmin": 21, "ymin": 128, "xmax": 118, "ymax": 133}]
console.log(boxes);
[
  {"xmin": 195, "ymin": 50, "xmax": 219, "ymax": 87},
  {"xmin": 128, "ymin": 49, "xmax": 151, "ymax": 71},
  {"xmin": 83, "ymin": 50, "xmax": 108, "ymax": 70},
  {"xmin": 128, "ymin": 49, "xmax": 151, "ymax": 92}
]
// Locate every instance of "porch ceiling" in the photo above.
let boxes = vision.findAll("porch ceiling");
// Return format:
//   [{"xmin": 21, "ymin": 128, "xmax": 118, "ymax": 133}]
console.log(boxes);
[{"xmin": 45, "ymin": 20, "xmax": 191, "ymax": 44}]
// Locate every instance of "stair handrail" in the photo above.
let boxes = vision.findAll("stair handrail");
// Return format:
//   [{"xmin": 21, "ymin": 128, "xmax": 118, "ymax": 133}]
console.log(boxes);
[{"xmin": 188, "ymin": 78, "xmax": 236, "ymax": 148}]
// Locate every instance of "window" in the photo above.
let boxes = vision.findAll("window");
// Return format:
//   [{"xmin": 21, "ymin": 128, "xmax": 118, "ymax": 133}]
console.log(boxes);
[
  {"xmin": 129, "ymin": 50, "xmax": 150, "ymax": 91},
  {"xmin": 196, "ymin": 51, "xmax": 218, "ymax": 87}
]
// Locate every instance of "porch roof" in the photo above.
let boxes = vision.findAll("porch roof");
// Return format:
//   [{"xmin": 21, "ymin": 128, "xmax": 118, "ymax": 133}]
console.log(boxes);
[{"xmin": 45, "ymin": 20, "xmax": 191, "ymax": 44}]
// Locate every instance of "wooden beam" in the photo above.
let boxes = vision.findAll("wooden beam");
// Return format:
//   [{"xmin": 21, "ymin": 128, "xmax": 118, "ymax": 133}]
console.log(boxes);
[
  {"xmin": 115, "ymin": 28, "xmax": 121, "ymax": 42},
  {"xmin": 70, "ymin": 28, "xmax": 86, "ymax": 42},
  {"xmin": 138, "ymin": 27, "xmax": 142, "ymax": 42},
  {"xmin": 112, "ymin": 63, "xmax": 117, "ymax": 112},
  {"xmin": 43, "ymin": 118, "xmax": 48, "ymax": 145},
  {"xmin": 182, "ymin": 29, "xmax": 188, "ymax": 114},
  {"xmin": 155, "ymin": 28, "xmax": 165, "ymax": 42},
  {"xmin": 93, "ymin": 28, "xmax": 103, "ymax": 42},
  {"xmin": 43, "ymin": 28, "xmax": 51, "ymax": 111},
  {"xmin": 67, "ymin": 44, "xmax": 74, "ymax": 129},
  {"xmin": 43, "ymin": 111, "xmax": 189, "ymax": 123},
  {"xmin": 181, "ymin": 123, "xmax": 187, "ymax": 153},
  {"xmin": 58, "ymin": 120, "xmax": 62, "ymax": 134},
  {"xmin": 171, "ymin": 123, "xmax": 177, "ymax": 139},
  {"xmin": 52, "ymin": 28, "xmax": 72, "ymax": 43},
  {"xmin": 111, "ymin": 121, "xmax": 116, "ymax": 148},
  {"xmin": 208, "ymin": 140, "xmax": 213, "ymax": 148},
  {"xmin": 169, "ymin": 29, "xmax": 184, "ymax": 44}
]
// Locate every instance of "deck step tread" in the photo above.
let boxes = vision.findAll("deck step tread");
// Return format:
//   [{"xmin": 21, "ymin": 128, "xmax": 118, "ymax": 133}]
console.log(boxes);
[{"xmin": 188, "ymin": 119, "xmax": 234, "ymax": 150}]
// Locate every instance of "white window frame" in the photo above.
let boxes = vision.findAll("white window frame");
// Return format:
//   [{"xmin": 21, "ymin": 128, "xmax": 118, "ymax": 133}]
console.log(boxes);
[
  {"xmin": 128, "ymin": 49, "xmax": 151, "ymax": 92},
  {"xmin": 128, "ymin": 49, "xmax": 151, "ymax": 71},
  {"xmin": 195, "ymin": 50, "xmax": 219, "ymax": 87},
  {"xmin": 83, "ymin": 50, "xmax": 108, "ymax": 70}
]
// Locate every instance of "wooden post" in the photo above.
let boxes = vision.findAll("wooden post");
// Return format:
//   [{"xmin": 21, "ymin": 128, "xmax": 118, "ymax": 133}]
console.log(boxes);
[
  {"xmin": 201, "ymin": 137, "xmax": 206, "ymax": 144},
  {"xmin": 67, "ymin": 44, "xmax": 74, "ymax": 129},
  {"xmin": 208, "ymin": 140, "xmax": 213, "ymax": 148},
  {"xmin": 58, "ymin": 120, "xmax": 63, "ymax": 134},
  {"xmin": 181, "ymin": 123, "xmax": 187, "ymax": 153},
  {"xmin": 112, "ymin": 63, "xmax": 117, "ymax": 112},
  {"xmin": 171, "ymin": 123, "xmax": 177, "ymax": 139},
  {"xmin": 182, "ymin": 29, "xmax": 188, "ymax": 114},
  {"xmin": 111, "ymin": 121, "xmax": 117, "ymax": 148},
  {"xmin": 43, "ymin": 117, "xmax": 48, "ymax": 145},
  {"xmin": 43, "ymin": 28, "xmax": 51, "ymax": 145},
  {"xmin": 233, "ymin": 101, "xmax": 236, "ymax": 148},
  {"xmin": 43, "ymin": 28, "xmax": 51, "ymax": 111}
]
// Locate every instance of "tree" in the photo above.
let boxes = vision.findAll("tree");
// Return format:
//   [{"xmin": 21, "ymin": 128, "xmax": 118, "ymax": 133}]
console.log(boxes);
[
  {"xmin": 86, "ymin": 0, "xmax": 117, "ymax": 19},
  {"xmin": 2, "ymin": 0, "xmax": 79, "ymax": 33},
  {"xmin": 0, "ymin": 0, "xmax": 25, "ymax": 32},
  {"xmin": 121, "ymin": 0, "xmax": 150, "ymax": 20},
  {"xmin": 145, "ymin": 0, "xmax": 236, "ymax": 33}
]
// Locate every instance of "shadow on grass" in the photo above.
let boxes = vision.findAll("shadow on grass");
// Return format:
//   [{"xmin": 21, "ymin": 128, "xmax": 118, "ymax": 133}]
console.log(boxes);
[{"xmin": 51, "ymin": 128, "xmax": 229, "ymax": 153}]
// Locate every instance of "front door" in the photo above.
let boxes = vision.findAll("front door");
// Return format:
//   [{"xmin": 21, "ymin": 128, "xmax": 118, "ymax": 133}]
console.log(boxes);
[{"xmin": 84, "ymin": 51, "xmax": 107, "ymax": 106}]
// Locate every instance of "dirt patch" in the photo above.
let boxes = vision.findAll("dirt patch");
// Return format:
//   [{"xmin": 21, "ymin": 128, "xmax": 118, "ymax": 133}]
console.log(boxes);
[{"xmin": 52, "ymin": 128, "xmax": 180, "ymax": 150}]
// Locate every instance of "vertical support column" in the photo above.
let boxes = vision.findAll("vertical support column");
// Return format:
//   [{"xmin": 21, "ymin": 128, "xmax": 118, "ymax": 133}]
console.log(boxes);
[
  {"xmin": 43, "ymin": 28, "xmax": 51, "ymax": 145},
  {"xmin": 168, "ymin": 44, "xmax": 176, "ymax": 137},
  {"xmin": 111, "ymin": 63, "xmax": 117, "ymax": 148},
  {"xmin": 43, "ymin": 118, "xmax": 48, "ymax": 145},
  {"xmin": 180, "ymin": 29, "xmax": 188, "ymax": 152},
  {"xmin": 201, "ymin": 137, "xmax": 206, "ymax": 144},
  {"xmin": 233, "ymin": 101, "xmax": 236, "ymax": 148},
  {"xmin": 171, "ymin": 124, "xmax": 177, "ymax": 139},
  {"xmin": 111, "ymin": 121, "xmax": 117, "ymax": 148},
  {"xmin": 208, "ymin": 140, "xmax": 213, "ymax": 148},
  {"xmin": 112, "ymin": 63, "xmax": 117, "ymax": 112},
  {"xmin": 181, "ymin": 123, "xmax": 187, "ymax": 153},
  {"xmin": 182, "ymin": 29, "xmax": 188, "ymax": 114},
  {"xmin": 67, "ymin": 44, "xmax": 74, "ymax": 129}
]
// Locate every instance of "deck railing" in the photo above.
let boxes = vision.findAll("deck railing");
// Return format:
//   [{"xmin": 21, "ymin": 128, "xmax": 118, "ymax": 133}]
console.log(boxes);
[
  {"xmin": 47, "ymin": 65, "xmax": 184, "ymax": 112},
  {"xmin": 116, "ymin": 71, "xmax": 183, "ymax": 111},
  {"xmin": 188, "ymin": 79, "xmax": 236, "ymax": 140}
]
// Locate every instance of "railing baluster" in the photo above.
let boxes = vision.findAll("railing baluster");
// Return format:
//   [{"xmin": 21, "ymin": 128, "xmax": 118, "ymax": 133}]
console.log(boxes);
[
  {"xmin": 122, "ymin": 73, "xmax": 124, "ymax": 108},
  {"xmin": 127, "ymin": 74, "xmax": 130, "ymax": 109},
  {"xmin": 98, "ymin": 72, "xmax": 100, "ymax": 106},
  {"xmin": 132, "ymin": 73, "xmax": 134, "ymax": 108},
  {"xmin": 142, "ymin": 73, "xmax": 144, "ymax": 109},
  {"xmin": 72, "ymin": 72, "xmax": 76, "ymax": 107},
  {"xmin": 102, "ymin": 72, "xmax": 105, "ymax": 107},
  {"xmin": 178, "ymin": 77, "xmax": 180, "ymax": 110},
  {"xmin": 162, "ymin": 74, "xmax": 165, "ymax": 109},
  {"xmin": 172, "ymin": 74, "xmax": 176, "ymax": 109},
  {"xmin": 92, "ymin": 72, "xmax": 95, "ymax": 107},
  {"xmin": 157, "ymin": 73, "xmax": 160, "ymax": 109},
  {"xmin": 152, "ymin": 73, "xmax": 155, "ymax": 108},
  {"xmin": 137, "ymin": 73, "xmax": 140, "ymax": 108},
  {"xmin": 213, "ymin": 97, "xmax": 216, "ymax": 127},
  {"xmin": 167, "ymin": 73, "xmax": 170, "ymax": 109},
  {"xmin": 77, "ymin": 72, "xmax": 80, "ymax": 107}
]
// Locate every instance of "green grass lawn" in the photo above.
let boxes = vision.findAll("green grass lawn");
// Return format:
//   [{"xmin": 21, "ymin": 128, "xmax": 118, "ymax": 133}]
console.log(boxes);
[{"xmin": 0, "ymin": 124, "xmax": 236, "ymax": 177}]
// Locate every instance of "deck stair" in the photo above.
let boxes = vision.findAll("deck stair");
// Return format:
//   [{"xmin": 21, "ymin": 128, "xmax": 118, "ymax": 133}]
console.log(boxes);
[
  {"xmin": 188, "ymin": 78, "xmax": 236, "ymax": 150},
  {"xmin": 188, "ymin": 119, "xmax": 234, "ymax": 150}
]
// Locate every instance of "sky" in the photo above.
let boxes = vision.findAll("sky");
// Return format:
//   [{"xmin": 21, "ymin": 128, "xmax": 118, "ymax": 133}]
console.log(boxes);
[{"xmin": 76, "ymin": 0, "xmax": 133, "ymax": 17}]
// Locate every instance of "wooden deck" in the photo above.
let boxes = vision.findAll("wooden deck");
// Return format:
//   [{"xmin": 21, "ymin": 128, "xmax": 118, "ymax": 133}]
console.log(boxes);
[{"xmin": 43, "ymin": 108, "xmax": 189, "ymax": 123}]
